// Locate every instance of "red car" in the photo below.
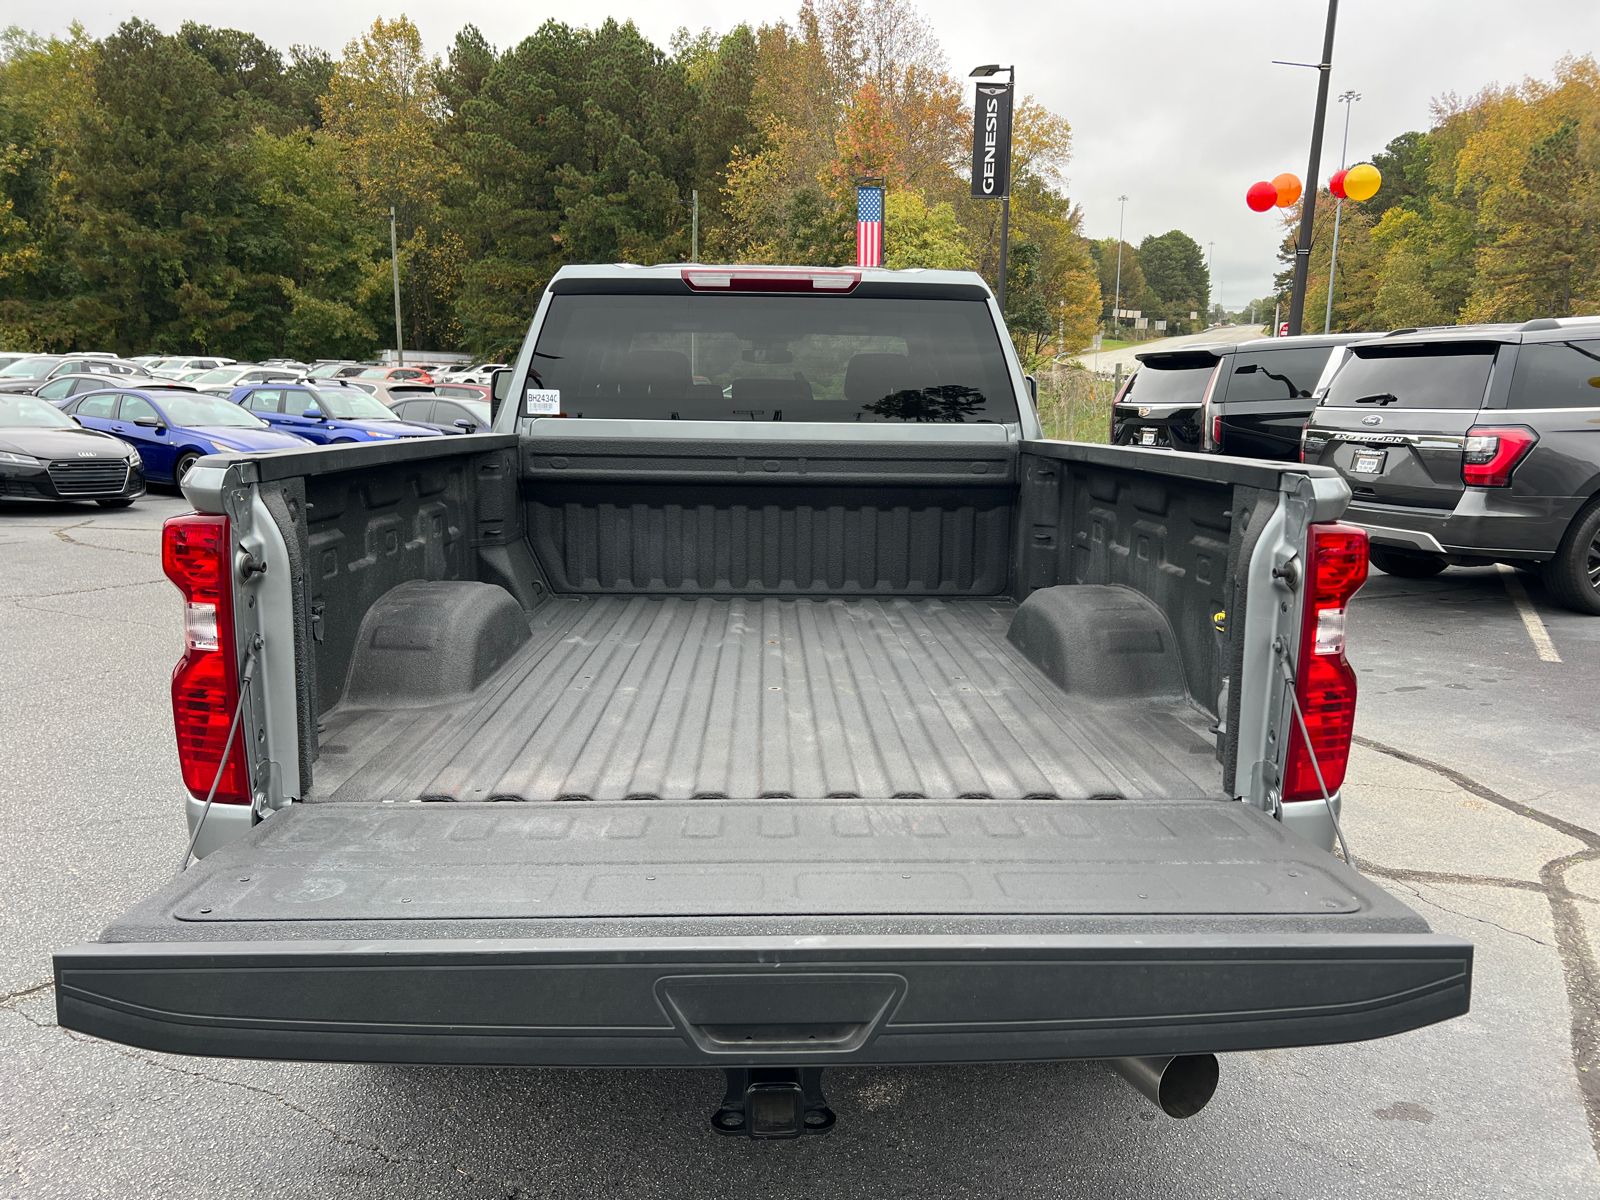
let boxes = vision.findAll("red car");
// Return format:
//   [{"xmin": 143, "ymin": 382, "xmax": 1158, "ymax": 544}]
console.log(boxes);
[{"xmin": 355, "ymin": 365, "xmax": 434, "ymax": 385}]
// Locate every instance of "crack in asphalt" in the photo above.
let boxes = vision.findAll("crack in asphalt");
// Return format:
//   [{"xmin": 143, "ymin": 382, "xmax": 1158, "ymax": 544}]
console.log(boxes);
[
  {"xmin": 0, "ymin": 979, "xmax": 53, "ymax": 1006},
  {"xmin": 0, "ymin": 983, "xmax": 495, "ymax": 1191},
  {"xmin": 1355, "ymin": 735, "xmax": 1600, "ymax": 1161},
  {"xmin": 1376, "ymin": 875, "xmax": 1554, "ymax": 948},
  {"xmin": 0, "ymin": 579, "xmax": 165, "ymax": 602},
  {"xmin": 49, "ymin": 520, "xmax": 157, "ymax": 557}
]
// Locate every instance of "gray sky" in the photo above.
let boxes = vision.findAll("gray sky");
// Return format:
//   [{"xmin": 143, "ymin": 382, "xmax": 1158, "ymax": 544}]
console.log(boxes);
[{"xmin": 14, "ymin": 0, "xmax": 1599, "ymax": 307}]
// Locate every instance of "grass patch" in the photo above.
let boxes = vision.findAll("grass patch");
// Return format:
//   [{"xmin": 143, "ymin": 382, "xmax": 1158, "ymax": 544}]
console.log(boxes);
[{"xmin": 1035, "ymin": 370, "xmax": 1115, "ymax": 443}]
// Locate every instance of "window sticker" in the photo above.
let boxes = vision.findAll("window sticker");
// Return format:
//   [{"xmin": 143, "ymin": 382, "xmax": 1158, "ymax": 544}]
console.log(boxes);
[{"xmin": 524, "ymin": 389, "xmax": 561, "ymax": 416}]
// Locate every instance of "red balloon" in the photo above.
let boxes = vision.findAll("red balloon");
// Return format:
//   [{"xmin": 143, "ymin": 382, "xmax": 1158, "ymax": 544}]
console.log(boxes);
[
  {"xmin": 1330, "ymin": 169, "xmax": 1349, "ymax": 200},
  {"xmin": 1246, "ymin": 181, "xmax": 1278, "ymax": 213}
]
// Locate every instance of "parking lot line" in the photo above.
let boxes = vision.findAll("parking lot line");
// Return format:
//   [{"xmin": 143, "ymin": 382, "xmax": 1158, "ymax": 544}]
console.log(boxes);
[{"xmin": 1497, "ymin": 564, "xmax": 1562, "ymax": 663}]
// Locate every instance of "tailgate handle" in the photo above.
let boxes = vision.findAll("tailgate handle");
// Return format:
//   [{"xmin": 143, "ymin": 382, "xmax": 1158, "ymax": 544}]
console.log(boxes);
[{"xmin": 657, "ymin": 973, "xmax": 906, "ymax": 1056}]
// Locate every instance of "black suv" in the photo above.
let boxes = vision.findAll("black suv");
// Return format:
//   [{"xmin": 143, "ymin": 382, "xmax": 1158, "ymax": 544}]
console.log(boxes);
[
  {"xmin": 1302, "ymin": 317, "xmax": 1600, "ymax": 613},
  {"xmin": 1110, "ymin": 334, "xmax": 1365, "ymax": 459}
]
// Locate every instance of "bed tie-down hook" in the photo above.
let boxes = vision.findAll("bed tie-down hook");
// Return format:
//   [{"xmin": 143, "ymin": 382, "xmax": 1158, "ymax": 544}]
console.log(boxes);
[
  {"xmin": 1271, "ymin": 552, "xmax": 1300, "ymax": 590},
  {"xmin": 236, "ymin": 545, "xmax": 267, "ymax": 581}
]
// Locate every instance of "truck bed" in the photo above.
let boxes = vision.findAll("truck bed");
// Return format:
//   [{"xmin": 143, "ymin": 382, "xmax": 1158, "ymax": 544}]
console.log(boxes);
[{"xmin": 309, "ymin": 594, "xmax": 1224, "ymax": 805}]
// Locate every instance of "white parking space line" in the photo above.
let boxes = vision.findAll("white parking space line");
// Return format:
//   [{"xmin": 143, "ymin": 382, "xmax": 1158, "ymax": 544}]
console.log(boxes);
[{"xmin": 1497, "ymin": 564, "xmax": 1562, "ymax": 662}]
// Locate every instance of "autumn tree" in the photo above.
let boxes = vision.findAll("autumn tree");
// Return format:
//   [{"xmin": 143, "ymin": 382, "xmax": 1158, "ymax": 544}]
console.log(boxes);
[{"xmin": 322, "ymin": 16, "xmax": 461, "ymax": 350}]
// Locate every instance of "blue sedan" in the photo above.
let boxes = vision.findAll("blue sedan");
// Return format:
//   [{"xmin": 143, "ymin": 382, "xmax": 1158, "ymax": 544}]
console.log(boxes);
[
  {"xmin": 58, "ymin": 387, "xmax": 313, "ymax": 484},
  {"xmin": 230, "ymin": 383, "xmax": 443, "ymax": 443}
]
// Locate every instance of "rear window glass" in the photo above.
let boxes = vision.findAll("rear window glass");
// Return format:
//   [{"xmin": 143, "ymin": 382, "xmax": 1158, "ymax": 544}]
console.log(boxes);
[
  {"xmin": 1224, "ymin": 348, "xmax": 1330, "ymax": 403},
  {"xmin": 1507, "ymin": 341, "xmax": 1600, "ymax": 409},
  {"xmin": 1322, "ymin": 343, "xmax": 1498, "ymax": 409},
  {"xmin": 1120, "ymin": 357, "xmax": 1216, "ymax": 408},
  {"xmin": 524, "ymin": 293, "xmax": 1019, "ymax": 424}
]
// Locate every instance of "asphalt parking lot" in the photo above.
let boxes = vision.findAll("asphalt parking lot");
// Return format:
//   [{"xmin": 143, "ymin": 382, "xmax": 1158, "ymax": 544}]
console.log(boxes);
[{"xmin": 4, "ymin": 489, "xmax": 1600, "ymax": 1199}]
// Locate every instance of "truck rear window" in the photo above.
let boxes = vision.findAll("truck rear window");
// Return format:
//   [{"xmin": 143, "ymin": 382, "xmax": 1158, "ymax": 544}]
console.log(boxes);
[
  {"xmin": 522, "ymin": 294, "xmax": 1019, "ymax": 423},
  {"xmin": 1322, "ymin": 343, "xmax": 1497, "ymax": 410},
  {"xmin": 1120, "ymin": 356, "xmax": 1216, "ymax": 407}
]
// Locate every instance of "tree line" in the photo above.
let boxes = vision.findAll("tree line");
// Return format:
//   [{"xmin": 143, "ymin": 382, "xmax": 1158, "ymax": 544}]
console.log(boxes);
[
  {"xmin": 1277, "ymin": 54, "xmax": 1599, "ymax": 331},
  {"xmin": 1086, "ymin": 231, "xmax": 1212, "ymax": 336},
  {"xmin": 0, "ymin": 2, "xmax": 1147, "ymax": 364}
]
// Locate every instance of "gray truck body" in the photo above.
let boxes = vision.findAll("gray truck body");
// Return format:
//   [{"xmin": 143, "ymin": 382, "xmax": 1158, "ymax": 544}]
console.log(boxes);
[{"xmin": 55, "ymin": 267, "xmax": 1469, "ymax": 1070}]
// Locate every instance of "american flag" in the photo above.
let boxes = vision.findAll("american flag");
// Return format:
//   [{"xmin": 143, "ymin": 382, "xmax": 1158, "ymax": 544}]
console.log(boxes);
[{"xmin": 856, "ymin": 186, "xmax": 883, "ymax": 268}]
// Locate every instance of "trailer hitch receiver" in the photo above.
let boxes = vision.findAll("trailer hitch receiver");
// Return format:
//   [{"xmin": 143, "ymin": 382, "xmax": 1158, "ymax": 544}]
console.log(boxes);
[{"xmin": 711, "ymin": 1067, "xmax": 836, "ymax": 1139}]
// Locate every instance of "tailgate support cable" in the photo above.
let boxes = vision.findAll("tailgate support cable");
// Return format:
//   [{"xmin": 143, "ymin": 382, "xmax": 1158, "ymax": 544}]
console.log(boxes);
[
  {"xmin": 1276, "ymin": 654, "xmax": 1355, "ymax": 868},
  {"xmin": 179, "ymin": 640, "xmax": 261, "ymax": 873}
]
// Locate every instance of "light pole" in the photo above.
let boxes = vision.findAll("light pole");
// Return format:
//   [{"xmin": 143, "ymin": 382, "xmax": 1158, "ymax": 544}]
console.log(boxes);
[
  {"xmin": 1207, "ymin": 241, "xmax": 1215, "ymax": 325},
  {"xmin": 969, "ymin": 64, "xmax": 1015, "ymax": 311},
  {"xmin": 389, "ymin": 207, "xmax": 403, "ymax": 368},
  {"xmin": 1324, "ymin": 90, "xmax": 1360, "ymax": 333},
  {"xmin": 1112, "ymin": 194, "xmax": 1128, "ymax": 338},
  {"xmin": 1275, "ymin": 0, "xmax": 1340, "ymax": 336}
]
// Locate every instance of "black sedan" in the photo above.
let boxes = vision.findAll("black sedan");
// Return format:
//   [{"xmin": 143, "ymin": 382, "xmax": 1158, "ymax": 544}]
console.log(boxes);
[{"xmin": 0, "ymin": 394, "xmax": 145, "ymax": 507}]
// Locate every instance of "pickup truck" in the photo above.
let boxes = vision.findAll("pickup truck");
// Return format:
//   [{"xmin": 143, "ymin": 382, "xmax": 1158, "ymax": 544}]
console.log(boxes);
[{"xmin": 54, "ymin": 265, "xmax": 1470, "ymax": 1137}]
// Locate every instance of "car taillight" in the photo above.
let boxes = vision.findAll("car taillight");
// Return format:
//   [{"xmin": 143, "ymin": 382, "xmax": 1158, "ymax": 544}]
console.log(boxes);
[
  {"xmin": 163, "ymin": 512, "xmax": 249, "ymax": 803},
  {"xmin": 1282, "ymin": 522, "xmax": 1368, "ymax": 804},
  {"xmin": 1199, "ymin": 362, "xmax": 1223, "ymax": 452},
  {"xmin": 1462, "ymin": 425, "xmax": 1537, "ymax": 487}
]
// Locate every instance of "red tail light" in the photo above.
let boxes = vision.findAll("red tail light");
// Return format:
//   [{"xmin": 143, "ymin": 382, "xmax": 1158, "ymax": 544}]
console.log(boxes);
[
  {"xmin": 1283, "ymin": 522, "xmax": 1368, "ymax": 804},
  {"xmin": 163, "ymin": 513, "xmax": 249, "ymax": 803},
  {"xmin": 1462, "ymin": 425, "xmax": 1537, "ymax": 487}
]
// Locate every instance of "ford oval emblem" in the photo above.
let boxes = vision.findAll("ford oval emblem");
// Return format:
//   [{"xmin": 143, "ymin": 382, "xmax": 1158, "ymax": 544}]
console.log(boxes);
[{"xmin": 1361, "ymin": 415, "xmax": 1382, "ymax": 426}]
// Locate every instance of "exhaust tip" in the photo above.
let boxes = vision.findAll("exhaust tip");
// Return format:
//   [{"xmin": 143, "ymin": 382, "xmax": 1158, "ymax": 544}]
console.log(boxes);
[{"xmin": 1108, "ymin": 1054, "xmax": 1219, "ymax": 1118}]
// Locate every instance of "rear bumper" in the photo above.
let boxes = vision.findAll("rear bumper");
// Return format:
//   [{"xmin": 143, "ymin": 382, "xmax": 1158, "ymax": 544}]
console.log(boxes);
[
  {"xmin": 1111, "ymin": 408, "xmax": 1202, "ymax": 451},
  {"xmin": 1347, "ymin": 493, "xmax": 1572, "ymax": 561},
  {"xmin": 55, "ymin": 932, "xmax": 1471, "ymax": 1067}
]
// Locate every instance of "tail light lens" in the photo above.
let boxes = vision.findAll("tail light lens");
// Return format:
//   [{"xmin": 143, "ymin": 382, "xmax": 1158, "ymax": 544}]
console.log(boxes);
[
  {"xmin": 1462, "ymin": 425, "xmax": 1538, "ymax": 487},
  {"xmin": 163, "ymin": 513, "xmax": 249, "ymax": 803},
  {"xmin": 1199, "ymin": 362, "xmax": 1223, "ymax": 452},
  {"xmin": 1283, "ymin": 522, "xmax": 1369, "ymax": 804},
  {"xmin": 1110, "ymin": 373, "xmax": 1133, "ymax": 440}
]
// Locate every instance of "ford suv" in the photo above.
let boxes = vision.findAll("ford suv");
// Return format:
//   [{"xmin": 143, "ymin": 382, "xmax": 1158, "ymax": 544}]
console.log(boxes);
[{"xmin": 1301, "ymin": 317, "xmax": 1600, "ymax": 613}]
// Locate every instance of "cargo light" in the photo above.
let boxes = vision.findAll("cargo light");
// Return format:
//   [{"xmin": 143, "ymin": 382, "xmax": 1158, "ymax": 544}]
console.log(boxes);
[
  {"xmin": 162, "ymin": 512, "xmax": 249, "ymax": 803},
  {"xmin": 1283, "ymin": 522, "xmax": 1368, "ymax": 804},
  {"xmin": 1462, "ymin": 425, "xmax": 1537, "ymax": 488},
  {"xmin": 682, "ymin": 268, "xmax": 861, "ymax": 294}
]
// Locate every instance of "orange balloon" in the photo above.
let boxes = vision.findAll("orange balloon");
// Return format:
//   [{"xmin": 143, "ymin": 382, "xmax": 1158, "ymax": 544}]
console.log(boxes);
[{"xmin": 1273, "ymin": 173, "xmax": 1303, "ymax": 207}]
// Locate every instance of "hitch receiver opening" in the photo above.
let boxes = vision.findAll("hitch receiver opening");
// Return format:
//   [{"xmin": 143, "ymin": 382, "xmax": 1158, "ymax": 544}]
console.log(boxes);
[{"xmin": 711, "ymin": 1067, "xmax": 836, "ymax": 1139}]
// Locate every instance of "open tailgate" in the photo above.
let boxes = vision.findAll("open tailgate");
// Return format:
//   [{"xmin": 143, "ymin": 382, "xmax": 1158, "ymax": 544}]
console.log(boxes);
[{"xmin": 56, "ymin": 800, "xmax": 1470, "ymax": 1066}]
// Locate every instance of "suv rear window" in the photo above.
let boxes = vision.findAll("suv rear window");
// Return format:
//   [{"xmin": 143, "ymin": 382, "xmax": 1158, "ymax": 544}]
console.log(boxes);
[
  {"xmin": 1322, "ymin": 343, "xmax": 1498, "ymax": 410},
  {"xmin": 1224, "ymin": 348, "xmax": 1329, "ymax": 402},
  {"xmin": 1120, "ymin": 354, "xmax": 1216, "ymax": 407},
  {"xmin": 1507, "ymin": 340, "xmax": 1600, "ymax": 409},
  {"xmin": 524, "ymin": 294, "xmax": 1019, "ymax": 424}
]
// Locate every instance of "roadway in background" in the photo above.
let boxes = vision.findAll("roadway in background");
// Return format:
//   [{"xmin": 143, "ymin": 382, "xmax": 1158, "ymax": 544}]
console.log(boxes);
[
  {"xmin": 1069, "ymin": 322, "xmax": 1269, "ymax": 375},
  {"xmin": 3, "ymin": 490, "xmax": 1599, "ymax": 1198}
]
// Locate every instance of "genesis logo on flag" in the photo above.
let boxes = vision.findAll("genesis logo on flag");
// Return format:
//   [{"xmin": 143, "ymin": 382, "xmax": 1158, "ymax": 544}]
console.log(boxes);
[
  {"xmin": 856, "ymin": 185, "xmax": 883, "ymax": 268},
  {"xmin": 971, "ymin": 83, "xmax": 1013, "ymax": 200}
]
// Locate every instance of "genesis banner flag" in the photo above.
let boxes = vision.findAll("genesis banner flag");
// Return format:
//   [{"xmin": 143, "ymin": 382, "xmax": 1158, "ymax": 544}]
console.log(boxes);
[
  {"xmin": 856, "ymin": 185, "xmax": 884, "ymax": 267},
  {"xmin": 971, "ymin": 83, "xmax": 1013, "ymax": 200}
]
